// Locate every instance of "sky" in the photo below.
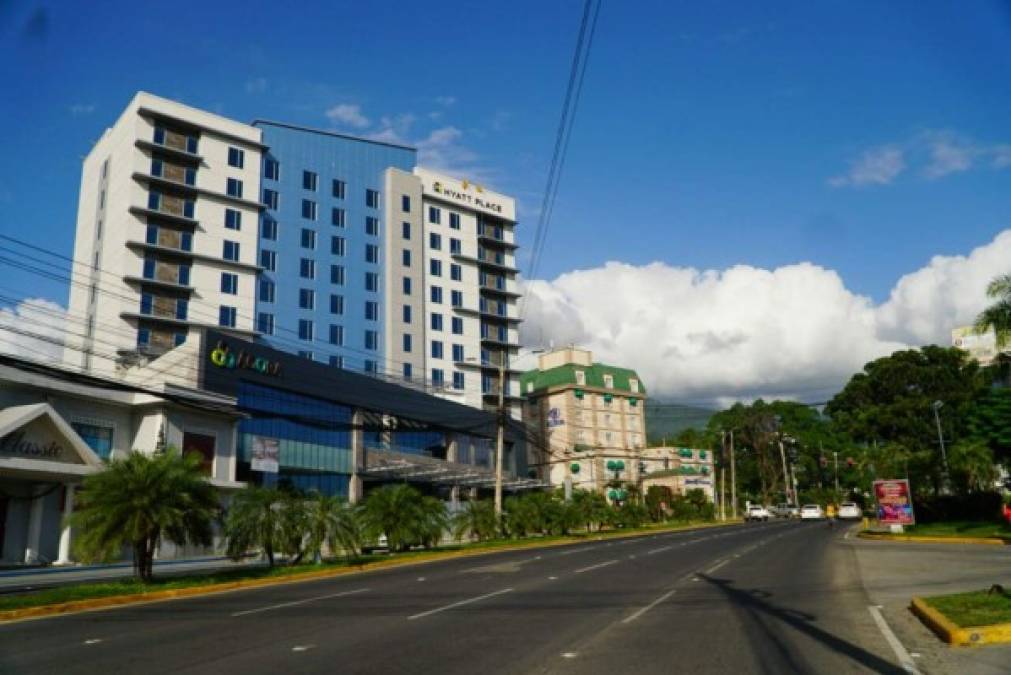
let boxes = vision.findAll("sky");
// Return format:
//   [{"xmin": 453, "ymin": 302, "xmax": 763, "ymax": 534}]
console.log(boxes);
[{"xmin": 2, "ymin": 1, "xmax": 1011, "ymax": 405}]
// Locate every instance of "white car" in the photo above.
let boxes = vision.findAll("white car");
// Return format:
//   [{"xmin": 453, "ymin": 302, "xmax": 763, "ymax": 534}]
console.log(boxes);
[
  {"xmin": 745, "ymin": 505, "xmax": 771, "ymax": 522},
  {"xmin": 800, "ymin": 504, "xmax": 825, "ymax": 520},
  {"xmin": 837, "ymin": 502, "xmax": 862, "ymax": 520}
]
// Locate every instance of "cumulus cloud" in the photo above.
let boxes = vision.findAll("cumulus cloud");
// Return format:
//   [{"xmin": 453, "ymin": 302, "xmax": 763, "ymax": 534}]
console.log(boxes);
[
  {"xmin": 519, "ymin": 230, "xmax": 1011, "ymax": 404},
  {"xmin": 435, "ymin": 96, "xmax": 456, "ymax": 107},
  {"xmin": 325, "ymin": 103, "xmax": 370, "ymax": 129},
  {"xmin": 828, "ymin": 146, "xmax": 905, "ymax": 187},
  {"xmin": 69, "ymin": 103, "xmax": 95, "ymax": 116},
  {"xmin": 0, "ymin": 298, "xmax": 68, "ymax": 363}
]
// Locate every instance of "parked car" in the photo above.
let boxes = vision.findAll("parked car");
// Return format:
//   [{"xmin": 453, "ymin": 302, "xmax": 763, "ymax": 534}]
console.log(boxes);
[
  {"xmin": 745, "ymin": 505, "xmax": 771, "ymax": 522},
  {"xmin": 770, "ymin": 503, "xmax": 799, "ymax": 519},
  {"xmin": 800, "ymin": 504, "xmax": 825, "ymax": 520},
  {"xmin": 837, "ymin": 502, "xmax": 862, "ymax": 519}
]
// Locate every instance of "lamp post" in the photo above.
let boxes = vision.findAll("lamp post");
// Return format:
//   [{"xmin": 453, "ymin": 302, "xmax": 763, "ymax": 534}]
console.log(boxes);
[{"xmin": 932, "ymin": 400, "xmax": 950, "ymax": 493}]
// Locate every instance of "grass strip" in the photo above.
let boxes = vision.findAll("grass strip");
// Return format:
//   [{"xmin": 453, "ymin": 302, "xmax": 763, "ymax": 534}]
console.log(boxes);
[
  {"xmin": 923, "ymin": 590, "xmax": 1011, "ymax": 628},
  {"xmin": 905, "ymin": 521, "xmax": 1011, "ymax": 540}
]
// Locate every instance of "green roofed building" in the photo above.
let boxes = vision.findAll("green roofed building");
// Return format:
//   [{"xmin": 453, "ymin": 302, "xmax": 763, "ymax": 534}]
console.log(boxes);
[{"xmin": 521, "ymin": 348, "xmax": 647, "ymax": 496}]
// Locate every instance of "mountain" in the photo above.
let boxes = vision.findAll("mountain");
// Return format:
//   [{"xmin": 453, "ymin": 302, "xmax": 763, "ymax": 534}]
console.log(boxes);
[{"xmin": 644, "ymin": 402, "xmax": 715, "ymax": 442}]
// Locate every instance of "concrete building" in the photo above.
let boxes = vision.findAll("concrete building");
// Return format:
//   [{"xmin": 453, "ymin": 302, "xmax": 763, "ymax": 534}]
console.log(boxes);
[
  {"xmin": 64, "ymin": 93, "xmax": 521, "ymax": 418},
  {"xmin": 521, "ymin": 348, "xmax": 646, "ymax": 495},
  {"xmin": 639, "ymin": 446, "xmax": 716, "ymax": 503},
  {"xmin": 952, "ymin": 325, "xmax": 1000, "ymax": 367}
]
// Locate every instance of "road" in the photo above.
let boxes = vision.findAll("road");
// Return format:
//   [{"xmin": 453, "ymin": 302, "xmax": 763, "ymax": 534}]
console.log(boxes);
[{"xmin": 0, "ymin": 521, "xmax": 912, "ymax": 674}]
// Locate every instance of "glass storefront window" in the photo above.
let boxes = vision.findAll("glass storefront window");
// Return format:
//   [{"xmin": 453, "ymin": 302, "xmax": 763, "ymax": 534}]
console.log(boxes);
[{"xmin": 71, "ymin": 422, "xmax": 113, "ymax": 460}]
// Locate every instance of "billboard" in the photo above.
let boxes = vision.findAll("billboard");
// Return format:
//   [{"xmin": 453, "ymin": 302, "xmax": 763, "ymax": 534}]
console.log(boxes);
[
  {"xmin": 250, "ymin": 436, "xmax": 280, "ymax": 474},
  {"xmin": 873, "ymin": 479, "xmax": 915, "ymax": 525},
  {"xmin": 546, "ymin": 407, "xmax": 565, "ymax": 427}
]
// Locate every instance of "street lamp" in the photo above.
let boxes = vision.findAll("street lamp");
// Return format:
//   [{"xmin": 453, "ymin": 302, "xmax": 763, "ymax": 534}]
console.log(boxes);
[{"xmin": 932, "ymin": 400, "xmax": 951, "ymax": 492}]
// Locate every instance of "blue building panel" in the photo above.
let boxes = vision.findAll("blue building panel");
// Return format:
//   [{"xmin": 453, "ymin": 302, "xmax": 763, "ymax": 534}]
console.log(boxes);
[{"xmin": 254, "ymin": 121, "xmax": 415, "ymax": 373}]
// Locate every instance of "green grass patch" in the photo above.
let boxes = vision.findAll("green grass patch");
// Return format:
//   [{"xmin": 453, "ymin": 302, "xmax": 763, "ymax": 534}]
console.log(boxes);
[
  {"xmin": 0, "ymin": 518, "xmax": 730, "ymax": 614},
  {"xmin": 925, "ymin": 590, "xmax": 1011, "ymax": 628},
  {"xmin": 905, "ymin": 520, "xmax": 1011, "ymax": 540}
]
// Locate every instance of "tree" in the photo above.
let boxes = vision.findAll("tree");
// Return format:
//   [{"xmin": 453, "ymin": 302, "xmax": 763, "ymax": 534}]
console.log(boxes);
[
  {"xmin": 455, "ymin": 499, "xmax": 498, "ymax": 541},
  {"xmin": 305, "ymin": 493, "xmax": 361, "ymax": 563},
  {"xmin": 571, "ymin": 490, "xmax": 610, "ymax": 532},
  {"xmin": 966, "ymin": 387, "xmax": 1011, "ymax": 466},
  {"xmin": 645, "ymin": 485, "xmax": 672, "ymax": 522},
  {"xmin": 974, "ymin": 273, "xmax": 1011, "ymax": 350},
  {"xmin": 360, "ymin": 484, "xmax": 447, "ymax": 552},
  {"xmin": 225, "ymin": 486, "xmax": 284, "ymax": 566},
  {"xmin": 948, "ymin": 439, "xmax": 999, "ymax": 493},
  {"xmin": 70, "ymin": 449, "xmax": 219, "ymax": 582}
]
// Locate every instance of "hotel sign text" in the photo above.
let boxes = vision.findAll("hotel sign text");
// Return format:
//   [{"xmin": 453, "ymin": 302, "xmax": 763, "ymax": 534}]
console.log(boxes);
[{"xmin": 431, "ymin": 180, "xmax": 504, "ymax": 215}]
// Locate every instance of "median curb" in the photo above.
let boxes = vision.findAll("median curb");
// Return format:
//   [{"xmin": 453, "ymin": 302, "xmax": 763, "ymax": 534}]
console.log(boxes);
[
  {"xmin": 858, "ymin": 531, "xmax": 1009, "ymax": 546},
  {"xmin": 0, "ymin": 519, "xmax": 742, "ymax": 624},
  {"xmin": 910, "ymin": 596, "xmax": 1011, "ymax": 646}
]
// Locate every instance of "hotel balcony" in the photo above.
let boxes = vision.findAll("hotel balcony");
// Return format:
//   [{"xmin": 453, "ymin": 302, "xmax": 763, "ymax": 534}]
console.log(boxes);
[{"xmin": 451, "ymin": 252, "xmax": 518, "ymax": 274}]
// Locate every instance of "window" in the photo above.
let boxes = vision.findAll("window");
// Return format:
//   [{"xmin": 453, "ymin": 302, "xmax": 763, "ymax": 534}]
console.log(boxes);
[
  {"xmin": 257, "ymin": 312, "xmax": 274, "ymax": 335},
  {"xmin": 302, "ymin": 199, "xmax": 317, "ymax": 220},
  {"xmin": 303, "ymin": 170, "xmax": 318, "ymax": 191},
  {"xmin": 182, "ymin": 431, "xmax": 216, "ymax": 475},
  {"xmin": 403, "ymin": 363, "xmax": 412, "ymax": 378},
  {"xmin": 430, "ymin": 286, "xmax": 443, "ymax": 304},
  {"xmin": 402, "ymin": 249, "xmax": 411, "ymax": 266},
  {"xmin": 263, "ymin": 188, "xmax": 279, "ymax": 209},
  {"xmin": 226, "ymin": 178, "xmax": 243, "ymax": 198},
  {"xmin": 223, "ymin": 240, "xmax": 240, "ymax": 261},
  {"xmin": 402, "ymin": 222, "xmax": 411, "ymax": 239},
  {"xmin": 449, "ymin": 238, "xmax": 461, "ymax": 254},
  {"xmin": 301, "ymin": 228, "xmax": 316, "ymax": 250},
  {"xmin": 300, "ymin": 258, "xmax": 316, "ymax": 279},
  {"xmin": 452, "ymin": 344, "xmax": 464, "ymax": 362},
  {"xmin": 431, "ymin": 313, "xmax": 443, "ymax": 331},
  {"xmin": 299, "ymin": 350, "xmax": 314, "ymax": 361},
  {"xmin": 365, "ymin": 243, "xmax": 379, "ymax": 264},
  {"xmin": 228, "ymin": 147, "xmax": 245, "ymax": 168},
  {"xmin": 449, "ymin": 212, "xmax": 460, "ymax": 229},
  {"xmin": 432, "ymin": 369, "xmax": 445, "ymax": 386},
  {"xmin": 331, "ymin": 265, "xmax": 345, "ymax": 285},
  {"xmin": 629, "ymin": 378, "xmax": 639, "ymax": 393},
  {"xmin": 451, "ymin": 317, "xmax": 463, "ymax": 335},
  {"xmin": 298, "ymin": 319, "xmax": 314, "ymax": 341},
  {"xmin": 299, "ymin": 288, "xmax": 315, "ymax": 310},
  {"xmin": 450, "ymin": 264, "xmax": 462, "ymax": 281},
  {"xmin": 451, "ymin": 290, "xmax": 463, "ymax": 307},
  {"xmin": 403, "ymin": 277, "xmax": 412, "ymax": 295},
  {"xmin": 431, "ymin": 341, "xmax": 444, "ymax": 359},
  {"xmin": 402, "ymin": 195, "xmax": 411, "ymax": 212},
  {"xmin": 71, "ymin": 422, "xmax": 113, "ymax": 460},
  {"xmin": 365, "ymin": 360, "xmax": 378, "ymax": 374},
  {"xmin": 430, "ymin": 232, "xmax": 442, "ymax": 250},
  {"xmin": 332, "ymin": 179, "xmax": 346, "ymax": 199},
  {"xmin": 331, "ymin": 207, "xmax": 346, "ymax": 227},
  {"xmin": 331, "ymin": 236, "xmax": 346, "ymax": 256},
  {"xmin": 453, "ymin": 372, "xmax": 465, "ymax": 391},
  {"xmin": 365, "ymin": 301, "xmax": 379, "ymax": 321},
  {"xmin": 403, "ymin": 334, "xmax": 413, "ymax": 353},
  {"xmin": 430, "ymin": 259, "xmax": 442, "ymax": 277},
  {"xmin": 429, "ymin": 206, "xmax": 441, "ymax": 224},
  {"xmin": 575, "ymin": 370, "xmax": 586, "ymax": 386},
  {"xmin": 220, "ymin": 272, "xmax": 238, "ymax": 294},
  {"xmin": 259, "ymin": 279, "xmax": 275, "ymax": 303},
  {"xmin": 365, "ymin": 330, "xmax": 379, "ymax": 351},
  {"xmin": 330, "ymin": 294, "xmax": 344, "ymax": 315},
  {"xmin": 403, "ymin": 305, "xmax": 412, "ymax": 323},
  {"xmin": 366, "ymin": 189, "xmax": 380, "ymax": 208},
  {"xmin": 604, "ymin": 374, "xmax": 614, "ymax": 388},
  {"xmin": 365, "ymin": 216, "xmax": 379, "ymax": 236},
  {"xmin": 261, "ymin": 218, "xmax": 277, "ymax": 240},
  {"xmin": 365, "ymin": 271, "xmax": 379, "ymax": 292},
  {"xmin": 330, "ymin": 355, "xmax": 344, "ymax": 368},
  {"xmin": 329, "ymin": 324, "xmax": 344, "ymax": 346},
  {"xmin": 219, "ymin": 306, "xmax": 237, "ymax": 328},
  {"xmin": 260, "ymin": 249, "xmax": 276, "ymax": 271},
  {"xmin": 264, "ymin": 157, "xmax": 279, "ymax": 180}
]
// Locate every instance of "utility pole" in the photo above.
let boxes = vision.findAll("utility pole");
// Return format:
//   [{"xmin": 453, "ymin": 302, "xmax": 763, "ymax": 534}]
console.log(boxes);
[
  {"xmin": 777, "ymin": 437, "xmax": 791, "ymax": 505},
  {"xmin": 932, "ymin": 400, "xmax": 950, "ymax": 493},
  {"xmin": 494, "ymin": 359, "xmax": 506, "ymax": 518},
  {"xmin": 730, "ymin": 430, "xmax": 737, "ymax": 518},
  {"xmin": 833, "ymin": 451, "xmax": 839, "ymax": 498}
]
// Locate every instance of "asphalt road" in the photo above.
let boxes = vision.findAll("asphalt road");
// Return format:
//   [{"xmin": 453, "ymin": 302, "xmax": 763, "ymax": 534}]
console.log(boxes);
[{"xmin": 0, "ymin": 521, "xmax": 911, "ymax": 674}]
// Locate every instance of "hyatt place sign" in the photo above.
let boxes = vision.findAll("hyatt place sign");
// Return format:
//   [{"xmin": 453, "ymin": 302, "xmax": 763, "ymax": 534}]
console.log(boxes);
[{"xmin": 431, "ymin": 180, "xmax": 504, "ymax": 215}]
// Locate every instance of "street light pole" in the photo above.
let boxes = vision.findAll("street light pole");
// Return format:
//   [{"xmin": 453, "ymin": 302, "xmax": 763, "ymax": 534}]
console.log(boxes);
[
  {"xmin": 777, "ymin": 437, "xmax": 791, "ymax": 505},
  {"xmin": 494, "ymin": 359, "xmax": 506, "ymax": 518},
  {"xmin": 833, "ymin": 451, "xmax": 839, "ymax": 497},
  {"xmin": 932, "ymin": 400, "xmax": 950, "ymax": 493},
  {"xmin": 730, "ymin": 430, "xmax": 737, "ymax": 518}
]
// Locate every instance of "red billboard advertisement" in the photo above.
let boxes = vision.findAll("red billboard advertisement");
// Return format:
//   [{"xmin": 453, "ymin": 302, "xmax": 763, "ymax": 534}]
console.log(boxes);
[{"xmin": 873, "ymin": 479, "xmax": 915, "ymax": 525}]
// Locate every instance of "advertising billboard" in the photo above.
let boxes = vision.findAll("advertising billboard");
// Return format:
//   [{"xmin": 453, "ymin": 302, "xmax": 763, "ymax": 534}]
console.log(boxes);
[
  {"xmin": 250, "ymin": 436, "xmax": 280, "ymax": 474},
  {"xmin": 873, "ymin": 479, "xmax": 915, "ymax": 525}
]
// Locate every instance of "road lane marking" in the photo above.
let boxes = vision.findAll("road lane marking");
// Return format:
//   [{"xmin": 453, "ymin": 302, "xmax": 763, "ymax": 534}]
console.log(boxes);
[
  {"xmin": 407, "ymin": 588, "xmax": 513, "ymax": 620},
  {"xmin": 647, "ymin": 545, "xmax": 672, "ymax": 555},
  {"xmin": 548, "ymin": 576, "xmax": 558, "ymax": 580},
  {"xmin": 291, "ymin": 645, "xmax": 314, "ymax": 652},
  {"xmin": 231, "ymin": 588, "xmax": 370, "ymax": 617},
  {"xmin": 83, "ymin": 639, "xmax": 102, "ymax": 645},
  {"xmin": 573, "ymin": 560, "xmax": 619, "ymax": 575},
  {"xmin": 562, "ymin": 652, "xmax": 577, "ymax": 659},
  {"xmin": 706, "ymin": 559, "xmax": 729, "ymax": 574},
  {"xmin": 622, "ymin": 589, "xmax": 677, "ymax": 624},
  {"xmin": 868, "ymin": 605, "xmax": 922, "ymax": 675},
  {"xmin": 556, "ymin": 546, "xmax": 594, "ymax": 556}
]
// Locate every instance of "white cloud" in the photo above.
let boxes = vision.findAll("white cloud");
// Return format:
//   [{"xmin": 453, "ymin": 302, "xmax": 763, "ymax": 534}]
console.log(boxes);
[
  {"xmin": 923, "ymin": 132, "xmax": 976, "ymax": 179},
  {"xmin": 828, "ymin": 146, "xmax": 905, "ymax": 187},
  {"xmin": 435, "ymin": 96, "xmax": 456, "ymax": 107},
  {"xmin": 69, "ymin": 103, "xmax": 95, "ymax": 116},
  {"xmin": 325, "ymin": 103, "xmax": 370, "ymax": 129},
  {"xmin": 245, "ymin": 77, "xmax": 268, "ymax": 94},
  {"xmin": 0, "ymin": 299, "xmax": 68, "ymax": 363},
  {"xmin": 519, "ymin": 230, "xmax": 1011, "ymax": 403}
]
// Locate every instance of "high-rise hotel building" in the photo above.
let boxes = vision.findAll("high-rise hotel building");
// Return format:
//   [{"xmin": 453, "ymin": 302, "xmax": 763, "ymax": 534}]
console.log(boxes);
[{"xmin": 65, "ymin": 92, "xmax": 521, "ymax": 417}]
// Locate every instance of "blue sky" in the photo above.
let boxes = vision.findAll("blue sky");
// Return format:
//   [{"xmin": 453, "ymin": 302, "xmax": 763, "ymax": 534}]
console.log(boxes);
[{"xmin": 2, "ymin": 0, "xmax": 1011, "ymax": 309}]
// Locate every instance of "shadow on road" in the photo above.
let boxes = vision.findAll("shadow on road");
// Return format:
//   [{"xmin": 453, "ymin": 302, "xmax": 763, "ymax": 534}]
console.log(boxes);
[{"xmin": 698, "ymin": 574, "xmax": 904, "ymax": 675}]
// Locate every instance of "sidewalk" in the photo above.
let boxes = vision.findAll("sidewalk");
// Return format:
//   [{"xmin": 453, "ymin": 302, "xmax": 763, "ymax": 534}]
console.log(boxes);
[
  {"xmin": 848, "ymin": 530, "xmax": 1011, "ymax": 674},
  {"xmin": 0, "ymin": 557, "xmax": 264, "ymax": 594}
]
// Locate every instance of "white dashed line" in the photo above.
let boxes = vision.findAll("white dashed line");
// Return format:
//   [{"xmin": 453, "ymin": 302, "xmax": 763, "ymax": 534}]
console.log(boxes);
[
  {"xmin": 232, "ymin": 588, "xmax": 370, "ymax": 617},
  {"xmin": 705, "ymin": 559, "xmax": 730, "ymax": 574},
  {"xmin": 407, "ymin": 588, "xmax": 514, "ymax": 620},
  {"xmin": 622, "ymin": 589, "xmax": 677, "ymax": 624},
  {"xmin": 573, "ymin": 560, "xmax": 619, "ymax": 575},
  {"xmin": 83, "ymin": 639, "xmax": 103, "ymax": 645},
  {"xmin": 291, "ymin": 644, "xmax": 314, "ymax": 653},
  {"xmin": 868, "ymin": 605, "xmax": 922, "ymax": 674},
  {"xmin": 647, "ymin": 545, "xmax": 673, "ymax": 555}
]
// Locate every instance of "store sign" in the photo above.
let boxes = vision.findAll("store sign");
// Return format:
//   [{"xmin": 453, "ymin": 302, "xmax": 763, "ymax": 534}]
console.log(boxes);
[
  {"xmin": 0, "ymin": 430, "xmax": 66, "ymax": 461},
  {"xmin": 250, "ymin": 436, "xmax": 280, "ymax": 474},
  {"xmin": 431, "ymin": 180, "xmax": 504, "ymax": 215},
  {"xmin": 873, "ymin": 479, "xmax": 915, "ymax": 525},
  {"xmin": 546, "ymin": 407, "xmax": 565, "ymax": 427},
  {"xmin": 209, "ymin": 340, "xmax": 281, "ymax": 377},
  {"xmin": 685, "ymin": 478, "xmax": 712, "ymax": 486}
]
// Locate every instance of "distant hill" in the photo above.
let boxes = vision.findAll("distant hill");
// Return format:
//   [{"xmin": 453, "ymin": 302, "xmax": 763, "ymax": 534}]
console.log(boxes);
[{"xmin": 644, "ymin": 402, "xmax": 715, "ymax": 442}]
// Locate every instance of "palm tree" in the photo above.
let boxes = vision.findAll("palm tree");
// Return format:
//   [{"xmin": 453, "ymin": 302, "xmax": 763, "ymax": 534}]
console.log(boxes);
[
  {"xmin": 454, "ymin": 499, "xmax": 497, "ymax": 541},
  {"xmin": 305, "ymin": 493, "xmax": 362, "ymax": 563},
  {"xmin": 949, "ymin": 439, "xmax": 999, "ymax": 493},
  {"xmin": 416, "ymin": 495, "xmax": 449, "ymax": 549},
  {"xmin": 69, "ymin": 449, "xmax": 219, "ymax": 582},
  {"xmin": 975, "ymin": 273, "xmax": 1011, "ymax": 349},
  {"xmin": 361, "ymin": 484, "xmax": 425, "ymax": 552},
  {"xmin": 224, "ymin": 486, "xmax": 283, "ymax": 566}
]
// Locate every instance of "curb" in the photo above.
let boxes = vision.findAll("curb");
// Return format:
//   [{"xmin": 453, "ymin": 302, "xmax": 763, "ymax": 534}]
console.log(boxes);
[
  {"xmin": 0, "ymin": 519, "xmax": 741, "ymax": 624},
  {"xmin": 858, "ymin": 531, "xmax": 1009, "ymax": 546},
  {"xmin": 911, "ymin": 596, "xmax": 1011, "ymax": 646}
]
